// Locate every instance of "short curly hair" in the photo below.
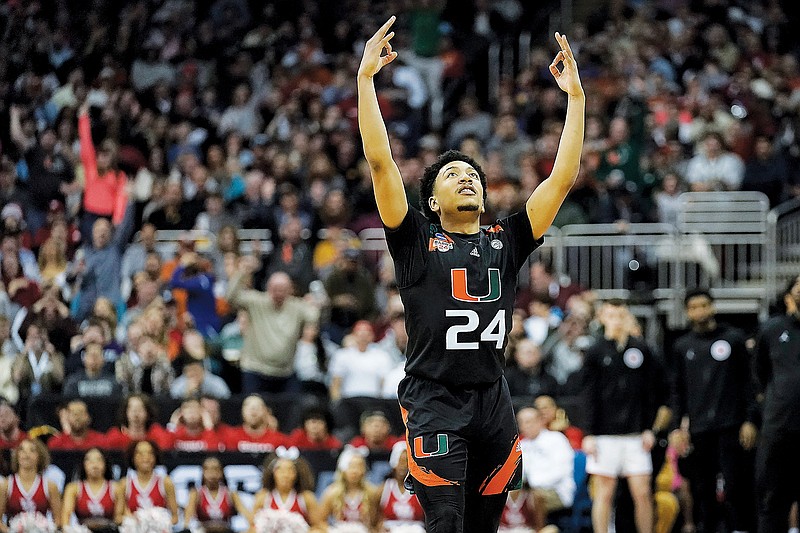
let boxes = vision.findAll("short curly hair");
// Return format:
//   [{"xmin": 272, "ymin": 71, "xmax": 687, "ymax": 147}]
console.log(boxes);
[{"xmin": 419, "ymin": 150, "xmax": 487, "ymax": 224}]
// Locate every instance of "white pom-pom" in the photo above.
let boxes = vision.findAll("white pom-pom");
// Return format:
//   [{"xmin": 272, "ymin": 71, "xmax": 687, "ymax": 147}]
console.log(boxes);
[{"xmin": 252, "ymin": 508, "xmax": 309, "ymax": 533}]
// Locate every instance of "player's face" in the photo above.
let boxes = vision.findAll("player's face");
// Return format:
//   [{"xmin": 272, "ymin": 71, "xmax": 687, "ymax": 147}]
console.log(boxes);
[
  {"xmin": 431, "ymin": 161, "xmax": 484, "ymax": 219},
  {"xmin": 83, "ymin": 449, "xmax": 106, "ymax": 480},
  {"xmin": 685, "ymin": 295, "xmax": 714, "ymax": 325}
]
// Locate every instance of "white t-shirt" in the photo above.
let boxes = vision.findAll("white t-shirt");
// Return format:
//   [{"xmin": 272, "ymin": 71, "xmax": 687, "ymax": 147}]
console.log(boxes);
[
  {"xmin": 329, "ymin": 345, "xmax": 395, "ymax": 398},
  {"xmin": 520, "ymin": 429, "xmax": 576, "ymax": 507}
]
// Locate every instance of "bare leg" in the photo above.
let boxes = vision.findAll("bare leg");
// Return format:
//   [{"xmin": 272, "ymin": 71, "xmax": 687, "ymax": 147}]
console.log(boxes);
[
  {"xmin": 627, "ymin": 474, "xmax": 654, "ymax": 533},
  {"xmin": 592, "ymin": 475, "xmax": 618, "ymax": 533}
]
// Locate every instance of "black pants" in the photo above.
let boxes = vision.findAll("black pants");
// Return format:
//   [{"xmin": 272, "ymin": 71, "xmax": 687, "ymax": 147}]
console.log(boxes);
[
  {"xmin": 688, "ymin": 427, "xmax": 755, "ymax": 532},
  {"xmin": 757, "ymin": 431, "xmax": 800, "ymax": 533},
  {"xmin": 399, "ymin": 375, "xmax": 522, "ymax": 533}
]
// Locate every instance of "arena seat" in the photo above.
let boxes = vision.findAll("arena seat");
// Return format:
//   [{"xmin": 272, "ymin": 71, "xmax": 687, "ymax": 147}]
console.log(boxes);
[{"xmin": 329, "ymin": 396, "xmax": 405, "ymax": 444}]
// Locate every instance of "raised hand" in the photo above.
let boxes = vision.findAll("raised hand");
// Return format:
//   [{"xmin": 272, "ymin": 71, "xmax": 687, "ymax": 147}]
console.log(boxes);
[
  {"xmin": 358, "ymin": 16, "xmax": 398, "ymax": 79},
  {"xmin": 549, "ymin": 32, "xmax": 584, "ymax": 98}
]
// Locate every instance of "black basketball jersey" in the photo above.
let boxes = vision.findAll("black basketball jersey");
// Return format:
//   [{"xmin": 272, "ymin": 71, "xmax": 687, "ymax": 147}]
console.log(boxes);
[{"xmin": 385, "ymin": 207, "xmax": 541, "ymax": 386}]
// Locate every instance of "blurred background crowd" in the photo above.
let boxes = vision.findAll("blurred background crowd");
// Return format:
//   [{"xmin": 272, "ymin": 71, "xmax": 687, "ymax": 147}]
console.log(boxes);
[{"xmin": 0, "ymin": 0, "xmax": 799, "ymax": 531}]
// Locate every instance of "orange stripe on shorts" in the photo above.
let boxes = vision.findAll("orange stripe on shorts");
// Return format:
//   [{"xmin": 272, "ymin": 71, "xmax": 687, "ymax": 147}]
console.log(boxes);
[{"xmin": 478, "ymin": 435, "xmax": 522, "ymax": 495}]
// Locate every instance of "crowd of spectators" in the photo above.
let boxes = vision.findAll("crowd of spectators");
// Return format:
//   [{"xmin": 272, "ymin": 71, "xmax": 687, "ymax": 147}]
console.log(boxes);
[{"xmin": 0, "ymin": 0, "xmax": 799, "ymax": 530}]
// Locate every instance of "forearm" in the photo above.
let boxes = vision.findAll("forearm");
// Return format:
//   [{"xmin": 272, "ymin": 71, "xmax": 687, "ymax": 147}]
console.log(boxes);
[
  {"xmin": 549, "ymin": 94, "xmax": 585, "ymax": 189},
  {"xmin": 78, "ymin": 113, "xmax": 97, "ymax": 170},
  {"xmin": 358, "ymin": 75, "xmax": 393, "ymax": 172}
]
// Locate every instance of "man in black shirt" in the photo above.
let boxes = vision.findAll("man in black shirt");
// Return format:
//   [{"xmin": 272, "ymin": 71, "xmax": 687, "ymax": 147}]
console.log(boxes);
[
  {"xmin": 755, "ymin": 276, "xmax": 800, "ymax": 532},
  {"xmin": 671, "ymin": 289, "xmax": 757, "ymax": 533},
  {"xmin": 582, "ymin": 300, "xmax": 670, "ymax": 533},
  {"xmin": 358, "ymin": 17, "xmax": 585, "ymax": 533}
]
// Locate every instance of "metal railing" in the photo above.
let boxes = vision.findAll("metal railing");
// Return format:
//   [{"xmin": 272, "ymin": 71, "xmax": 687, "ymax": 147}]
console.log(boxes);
[{"xmin": 361, "ymin": 192, "xmax": 780, "ymax": 331}]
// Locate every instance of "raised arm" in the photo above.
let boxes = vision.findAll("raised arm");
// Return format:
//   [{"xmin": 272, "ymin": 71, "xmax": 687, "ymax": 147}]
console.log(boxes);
[
  {"xmin": 357, "ymin": 16, "xmax": 408, "ymax": 229},
  {"xmin": 78, "ymin": 105, "xmax": 98, "ymax": 181},
  {"xmin": 526, "ymin": 33, "xmax": 585, "ymax": 239}
]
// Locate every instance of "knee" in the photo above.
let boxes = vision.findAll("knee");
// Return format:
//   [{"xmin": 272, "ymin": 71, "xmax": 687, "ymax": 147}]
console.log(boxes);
[{"xmin": 426, "ymin": 501, "xmax": 463, "ymax": 533}]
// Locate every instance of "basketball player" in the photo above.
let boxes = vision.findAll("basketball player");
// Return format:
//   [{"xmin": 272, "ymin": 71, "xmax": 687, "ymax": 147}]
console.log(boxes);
[{"xmin": 357, "ymin": 16, "xmax": 585, "ymax": 533}]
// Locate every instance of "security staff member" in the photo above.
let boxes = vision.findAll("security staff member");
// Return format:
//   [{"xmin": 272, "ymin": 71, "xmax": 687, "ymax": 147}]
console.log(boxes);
[
  {"xmin": 755, "ymin": 276, "xmax": 800, "ymax": 532},
  {"xmin": 672, "ymin": 289, "xmax": 758, "ymax": 532}
]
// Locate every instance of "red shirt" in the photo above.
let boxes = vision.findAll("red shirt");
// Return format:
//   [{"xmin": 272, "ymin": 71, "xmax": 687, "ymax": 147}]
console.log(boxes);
[
  {"xmin": 48, "ymin": 430, "xmax": 106, "ymax": 451},
  {"xmin": 288, "ymin": 429, "xmax": 342, "ymax": 451},
  {"xmin": 221, "ymin": 426, "xmax": 286, "ymax": 453},
  {"xmin": 171, "ymin": 426, "xmax": 220, "ymax": 452},
  {"xmin": 267, "ymin": 490, "xmax": 308, "ymax": 522},
  {"xmin": 380, "ymin": 479, "xmax": 424, "ymax": 521},
  {"xmin": 562, "ymin": 425, "xmax": 585, "ymax": 451},
  {"xmin": 78, "ymin": 113, "xmax": 128, "ymax": 223},
  {"xmin": 196, "ymin": 486, "xmax": 234, "ymax": 522},
  {"xmin": 75, "ymin": 481, "xmax": 115, "ymax": 521},
  {"xmin": 0, "ymin": 430, "xmax": 27, "ymax": 449},
  {"xmin": 348, "ymin": 435, "xmax": 403, "ymax": 451},
  {"xmin": 125, "ymin": 474, "xmax": 167, "ymax": 511},
  {"xmin": 104, "ymin": 425, "xmax": 173, "ymax": 451}
]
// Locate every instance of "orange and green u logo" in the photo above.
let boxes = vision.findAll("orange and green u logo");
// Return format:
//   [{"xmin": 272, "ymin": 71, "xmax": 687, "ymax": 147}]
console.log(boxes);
[
  {"xmin": 451, "ymin": 268, "xmax": 501, "ymax": 302},
  {"xmin": 413, "ymin": 434, "xmax": 449, "ymax": 458}
]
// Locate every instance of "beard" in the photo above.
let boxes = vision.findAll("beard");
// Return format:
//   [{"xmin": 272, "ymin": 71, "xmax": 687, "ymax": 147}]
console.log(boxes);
[{"xmin": 456, "ymin": 204, "xmax": 480, "ymax": 212}]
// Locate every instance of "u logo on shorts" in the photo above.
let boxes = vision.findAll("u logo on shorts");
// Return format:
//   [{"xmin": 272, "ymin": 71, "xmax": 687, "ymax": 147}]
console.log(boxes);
[{"xmin": 413, "ymin": 434, "xmax": 449, "ymax": 458}]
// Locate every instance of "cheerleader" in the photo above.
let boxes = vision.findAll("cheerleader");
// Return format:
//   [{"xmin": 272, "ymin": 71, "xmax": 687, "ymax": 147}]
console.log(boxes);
[
  {"xmin": 0, "ymin": 438, "xmax": 62, "ymax": 530},
  {"xmin": 380, "ymin": 441, "xmax": 424, "ymax": 529},
  {"xmin": 252, "ymin": 448, "xmax": 321, "ymax": 527},
  {"xmin": 113, "ymin": 440, "xmax": 178, "ymax": 525},
  {"xmin": 318, "ymin": 447, "xmax": 381, "ymax": 531},
  {"xmin": 62, "ymin": 448, "xmax": 118, "ymax": 532},
  {"xmin": 184, "ymin": 456, "xmax": 250, "ymax": 533}
]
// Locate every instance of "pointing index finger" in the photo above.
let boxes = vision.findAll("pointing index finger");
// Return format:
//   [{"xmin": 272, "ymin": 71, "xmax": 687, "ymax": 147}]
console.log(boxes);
[{"xmin": 380, "ymin": 15, "xmax": 397, "ymax": 36}]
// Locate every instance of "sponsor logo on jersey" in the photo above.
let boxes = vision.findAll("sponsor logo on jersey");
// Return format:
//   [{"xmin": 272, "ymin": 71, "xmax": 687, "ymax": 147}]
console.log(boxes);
[
  {"xmin": 428, "ymin": 232, "xmax": 454, "ymax": 253},
  {"xmin": 413, "ymin": 434, "xmax": 449, "ymax": 458},
  {"xmin": 623, "ymin": 347, "xmax": 644, "ymax": 369},
  {"xmin": 450, "ymin": 268, "xmax": 501, "ymax": 302},
  {"xmin": 710, "ymin": 339, "xmax": 731, "ymax": 361},
  {"xmin": 686, "ymin": 349, "xmax": 695, "ymax": 361},
  {"xmin": 780, "ymin": 330, "xmax": 790, "ymax": 342},
  {"xmin": 470, "ymin": 248, "xmax": 480, "ymax": 257},
  {"xmin": 490, "ymin": 239, "xmax": 503, "ymax": 249}
]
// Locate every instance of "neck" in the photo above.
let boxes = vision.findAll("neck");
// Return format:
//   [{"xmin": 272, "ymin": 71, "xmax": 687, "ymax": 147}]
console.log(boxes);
[
  {"xmin": 126, "ymin": 422, "xmax": 146, "ymax": 435},
  {"xmin": 136, "ymin": 470, "xmax": 153, "ymax": 481},
  {"xmin": 87, "ymin": 476, "xmax": 104, "ymax": 485},
  {"xmin": 1, "ymin": 426, "xmax": 18, "ymax": 440},
  {"xmin": 17, "ymin": 468, "xmax": 37, "ymax": 480},
  {"xmin": 439, "ymin": 213, "xmax": 481, "ymax": 234},
  {"xmin": 185, "ymin": 423, "xmax": 203, "ymax": 434},
  {"xmin": 86, "ymin": 368, "xmax": 101, "ymax": 378},
  {"xmin": 71, "ymin": 427, "xmax": 88, "ymax": 439},
  {"xmin": 244, "ymin": 423, "xmax": 266, "ymax": 435},
  {"xmin": 692, "ymin": 318, "xmax": 716, "ymax": 333}
]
